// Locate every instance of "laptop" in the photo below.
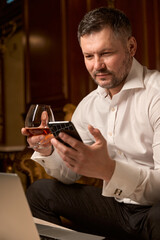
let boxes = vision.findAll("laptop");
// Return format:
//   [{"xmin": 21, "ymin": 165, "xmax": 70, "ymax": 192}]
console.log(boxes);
[{"xmin": 0, "ymin": 173, "xmax": 105, "ymax": 240}]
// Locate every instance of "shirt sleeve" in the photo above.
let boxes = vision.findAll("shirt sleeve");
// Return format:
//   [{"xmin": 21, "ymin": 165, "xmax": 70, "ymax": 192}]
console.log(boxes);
[
  {"xmin": 102, "ymin": 161, "xmax": 160, "ymax": 205},
  {"xmin": 103, "ymin": 85, "xmax": 160, "ymax": 205},
  {"xmin": 102, "ymin": 161, "xmax": 140, "ymax": 200},
  {"xmin": 31, "ymin": 149, "xmax": 81, "ymax": 184}
]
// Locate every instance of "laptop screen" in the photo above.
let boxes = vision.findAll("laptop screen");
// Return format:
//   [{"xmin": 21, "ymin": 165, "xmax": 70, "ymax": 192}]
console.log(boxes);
[{"xmin": 0, "ymin": 173, "xmax": 105, "ymax": 240}]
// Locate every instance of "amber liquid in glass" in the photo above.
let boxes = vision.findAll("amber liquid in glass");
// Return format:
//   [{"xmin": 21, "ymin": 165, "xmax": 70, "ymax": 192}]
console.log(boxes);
[{"xmin": 25, "ymin": 127, "xmax": 51, "ymax": 136}]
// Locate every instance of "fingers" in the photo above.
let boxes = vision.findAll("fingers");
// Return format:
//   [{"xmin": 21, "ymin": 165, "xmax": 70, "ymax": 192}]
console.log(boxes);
[
  {"xmin": 27, "ymin": 134, "xmax": 44, "ymax": 147},
  {"xmin": 39, "ymin": 133, "xmax": 53, "ymax": 145},
  {"xmin": 51, "ymin": 126, "xmax": 111, "ymax": 179},
  {"xmin": 51, "ymin": 134, "xmax": 76, "ymax": 152},
  {"xmin": 51, "ymin": 133, "xmax": 90, "ymax": 172},
  {"xmin": 21, "ymin": 127, "xmax": 30, "ymax": 136},
  {"xmin": 88, "ymin": 125, "xmax": 105, "ymax": 144},
  {"xmin": 51, "ymin": 137, "xmax": 77, "ymax": 169},
  {"xmin": 51, "ymin": 135, "xmax": 78, "ymax": 157},
  {"xmin": 57, "ymin": 132, "xmax": 84, "ymax": 150},
  {"xmin": 40, "ymin": 111, "xmax": 48, "ymax": 127},
  {"xmin": 33, "ymin": 144, "xmax": 54, "ymax": 156}
]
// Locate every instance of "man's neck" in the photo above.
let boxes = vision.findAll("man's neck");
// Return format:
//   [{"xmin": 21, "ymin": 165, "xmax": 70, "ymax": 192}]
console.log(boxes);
[{"xmin": 106, "ymin": 80, "xmax": 126, "ymax": 98}]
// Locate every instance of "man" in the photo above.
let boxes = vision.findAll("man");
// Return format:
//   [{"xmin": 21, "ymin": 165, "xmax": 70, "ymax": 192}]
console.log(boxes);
[{"xmin": 22, "ymin": 7, "xmax": 160, "ymax": 240}]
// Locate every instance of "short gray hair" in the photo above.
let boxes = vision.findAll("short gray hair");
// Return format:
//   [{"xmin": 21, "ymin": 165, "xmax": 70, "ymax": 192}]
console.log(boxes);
[{"xmin": 77, "ymin": 7, "xmax": 132, "ymax": 43}]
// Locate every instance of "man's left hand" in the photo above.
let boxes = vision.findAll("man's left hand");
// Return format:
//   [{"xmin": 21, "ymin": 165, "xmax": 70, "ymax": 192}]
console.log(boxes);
[{"xmin": 51, "ymin": 125, "xmax": 115, "ymax": 182}]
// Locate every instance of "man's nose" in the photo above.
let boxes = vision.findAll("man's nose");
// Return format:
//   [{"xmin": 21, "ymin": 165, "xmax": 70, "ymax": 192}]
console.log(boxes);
[{"xmin": 94, "ymin": 58, "xmax": 105, "ymax": 70}]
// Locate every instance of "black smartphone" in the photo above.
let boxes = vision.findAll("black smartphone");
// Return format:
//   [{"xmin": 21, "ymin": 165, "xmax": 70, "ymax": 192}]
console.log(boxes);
[{"xmin": 48, "ymin": 121, "xmax": 82, "ymax": 147}]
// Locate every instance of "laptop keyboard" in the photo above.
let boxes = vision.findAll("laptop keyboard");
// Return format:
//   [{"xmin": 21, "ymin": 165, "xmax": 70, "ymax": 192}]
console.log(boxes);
[{"xmin": 40, "ymin": 235, "xmax": 60, "ymax": 240}]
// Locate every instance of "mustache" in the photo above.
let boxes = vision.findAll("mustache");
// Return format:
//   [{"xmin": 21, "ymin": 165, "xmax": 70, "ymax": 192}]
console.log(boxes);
[{"xmin": 94, "ymin": 69, "xmax": 113, "ymax": 75}]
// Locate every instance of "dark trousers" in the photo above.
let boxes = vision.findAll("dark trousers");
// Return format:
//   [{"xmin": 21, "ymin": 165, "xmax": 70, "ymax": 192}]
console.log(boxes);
[{"xmin": 26, "ymin": 178, "xmax": 160, "ymax": 240}]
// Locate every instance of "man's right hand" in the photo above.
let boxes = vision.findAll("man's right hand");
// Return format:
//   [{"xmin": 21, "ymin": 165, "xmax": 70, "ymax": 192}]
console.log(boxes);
[{"xmin": 21, "ymin": 127, "xmax": 54, "ymax": 156}]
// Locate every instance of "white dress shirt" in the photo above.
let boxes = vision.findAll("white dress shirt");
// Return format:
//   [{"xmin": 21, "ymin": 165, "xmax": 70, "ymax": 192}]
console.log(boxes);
[{"xmin": 32, "ymin": 58, "xmax": 160, "ymax": 206}]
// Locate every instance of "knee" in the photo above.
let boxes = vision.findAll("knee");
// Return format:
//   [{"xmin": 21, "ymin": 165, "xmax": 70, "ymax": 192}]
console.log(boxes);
[
  {"xmin": 26, "ymin": 179, "xmax": 46, "ymax": 203},
  {"xmin": 26, "ymin": 179, "xmax": 56, "ymax": 205}
]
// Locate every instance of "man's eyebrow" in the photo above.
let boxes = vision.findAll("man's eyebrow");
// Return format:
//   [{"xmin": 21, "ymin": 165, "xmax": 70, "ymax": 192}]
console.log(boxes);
[
  {"xmin": 83, "ymin": 48, "xmax": 113, "ymax": 55},
  {"xmin": 83, "ymin": 52, "xmax": 93, "ymax": 55},
  {"xmin": 100, "ymin": 47, "xmax": 114, "ymax": 52}
]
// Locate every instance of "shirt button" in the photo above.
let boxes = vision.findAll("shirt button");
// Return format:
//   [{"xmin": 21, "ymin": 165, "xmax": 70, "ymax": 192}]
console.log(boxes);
[
  {"xmin": 42, "ymin": 159, "xmax": 45, "ymax": 163},
  {"xmin": 117, "ymin": 150, "xmax": 122, "ymax": 155},
  {"xmin": 108, "ymin": 132, "xmax": 112, "ymax": 136},
  {"xmin": 111, "ymin": 107, "xmax": 115, "ymax": 111}
]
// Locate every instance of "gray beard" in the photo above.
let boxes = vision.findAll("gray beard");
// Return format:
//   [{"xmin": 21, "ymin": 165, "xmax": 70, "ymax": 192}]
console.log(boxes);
[{"xmin": 92, "ymin": 52, "xmax": 133, "ymax": 89}]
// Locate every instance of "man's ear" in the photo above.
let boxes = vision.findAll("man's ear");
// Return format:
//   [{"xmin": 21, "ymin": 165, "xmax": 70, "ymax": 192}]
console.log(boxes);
[{"xmin": 127, "ymin": 36, "xmax": 137, "ymax": 57}]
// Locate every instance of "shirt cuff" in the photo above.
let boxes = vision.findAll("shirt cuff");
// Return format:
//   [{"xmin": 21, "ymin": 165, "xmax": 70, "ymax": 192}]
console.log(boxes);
[
  {"xmin": 31, "ymin": 149, "xmax": 62, "ymax": 169},
  {"xmin": 31, "ymin": 150, "xmax": 80, "ymax": 184},
  {"xmin": 102, "ymin": 161, "xmax": 141, "ymax": 199}
]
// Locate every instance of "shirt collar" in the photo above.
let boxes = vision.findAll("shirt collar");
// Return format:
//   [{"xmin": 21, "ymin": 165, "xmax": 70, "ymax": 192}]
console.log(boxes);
[
  {"xmin": 97, "ymin": 58, "xmax": 145, "ymax": 98},
  {"xmin": 122, "ymin": 58, "xmax": 145, "ymax": 91}
]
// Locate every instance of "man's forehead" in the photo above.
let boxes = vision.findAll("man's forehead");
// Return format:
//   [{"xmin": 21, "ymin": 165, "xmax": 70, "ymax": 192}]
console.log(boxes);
[
  {"xmin": 80, "ymin": 27, "xmax": 116, "ymax": 42},
  {"xmin": 80, "ymin": 28, "xmax": 122, "ymax": 53}
]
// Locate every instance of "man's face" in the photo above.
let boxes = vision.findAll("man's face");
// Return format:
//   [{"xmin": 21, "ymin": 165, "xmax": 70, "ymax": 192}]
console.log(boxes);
[{"xmin": 80, "ymin": 27, "xmax": 136, "ymax": 95}]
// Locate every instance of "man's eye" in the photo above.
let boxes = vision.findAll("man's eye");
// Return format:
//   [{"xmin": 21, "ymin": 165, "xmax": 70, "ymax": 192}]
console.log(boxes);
[
  {"xmin": 102, "ymin": 52, "xmax": 112, "ymax": 56},
  {"xmin": 85, "ymin": 55, "xmax": 93, "ymax": 59}
]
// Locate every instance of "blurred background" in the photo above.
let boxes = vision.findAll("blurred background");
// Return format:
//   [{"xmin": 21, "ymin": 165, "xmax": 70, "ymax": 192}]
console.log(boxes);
[{"xmin": 0, "ymin": 0, "xmax": 160, "ymax": 149}]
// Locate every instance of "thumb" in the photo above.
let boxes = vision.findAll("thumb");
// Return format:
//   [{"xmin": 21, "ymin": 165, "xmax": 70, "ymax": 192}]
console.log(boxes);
[
  {"xmin": 40, "ymin": 111, "xmax": 48, "ymax": 127},
  {"xmin": 88, "ymin": 125, "xmax": 105, "ymax": 144}
]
